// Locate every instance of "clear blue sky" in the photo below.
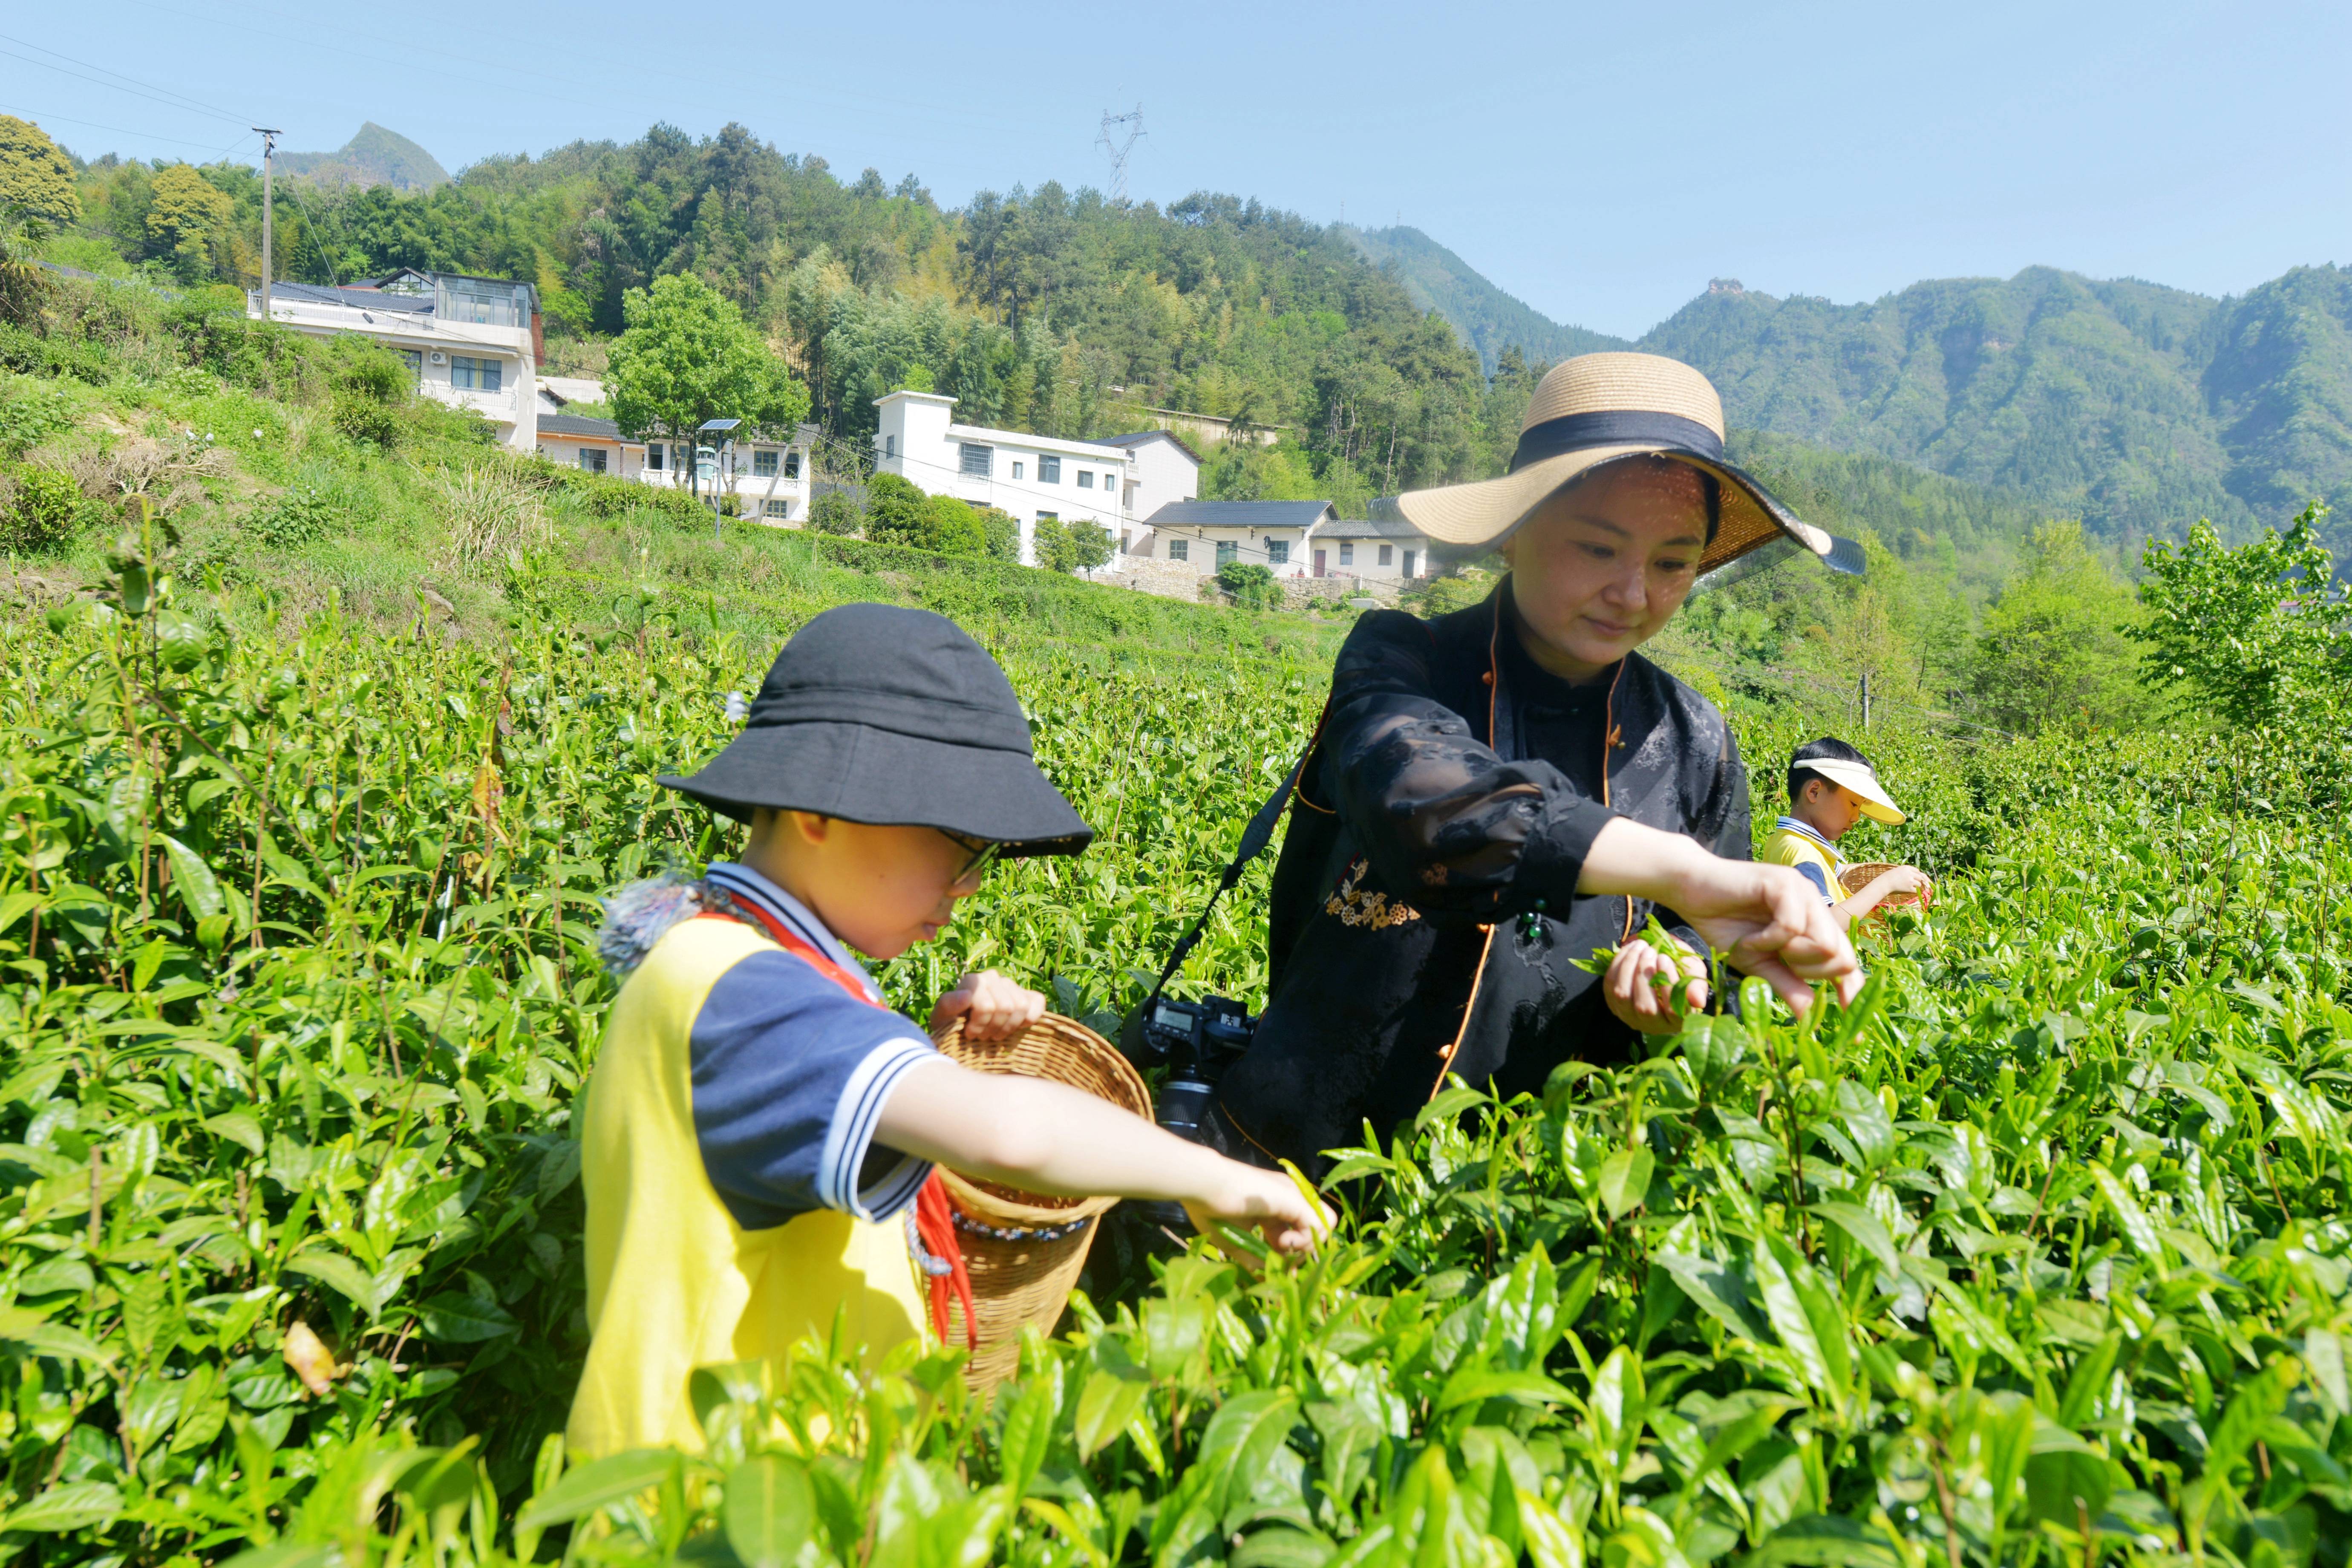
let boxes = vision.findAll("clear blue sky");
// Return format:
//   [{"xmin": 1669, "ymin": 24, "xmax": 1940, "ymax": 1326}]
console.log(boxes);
[{"xmin": 8, "ymin": 0, "xmax": 2345, "ymax": 339}]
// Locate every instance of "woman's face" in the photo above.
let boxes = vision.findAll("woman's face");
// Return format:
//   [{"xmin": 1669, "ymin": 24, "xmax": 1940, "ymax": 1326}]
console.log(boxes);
[{"xmin": 1502, "ymin": 459, "xmax": 1708, "ymax": 681}]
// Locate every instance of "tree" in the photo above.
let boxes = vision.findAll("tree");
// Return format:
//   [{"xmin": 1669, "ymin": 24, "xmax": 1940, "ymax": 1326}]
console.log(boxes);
[
  {"xmin": 1038, "ymin": 517, "xmax": 1113, "ymax": 574},
  {"xmin": 2131, "ymin": 504, "xmax": 2347, "ymax": 729},
  {"xmin": 1215, "ymin": 559, "xmax": 1279, "ymax": 608},
  {"xmin": 0, "ymin": 116, "xmax": 78, "ymax": 224},
  {"xmin": 1969, "ymin": 520, "xmax": 2152, "ymax": 734},
  {"xmin": 147, "ymin": 164, "xmax": 236, "ymax": 282},
  {"xmin": 863, "ymin": 473, "xmax": 931, "ymax": 548},
  {"xmin": 974, "ymin": 505, "xmax": 1020, "ymax": 562},
  {"xmin": 607, "ymin": 274, "xmax": 809, "ymax": 489}
]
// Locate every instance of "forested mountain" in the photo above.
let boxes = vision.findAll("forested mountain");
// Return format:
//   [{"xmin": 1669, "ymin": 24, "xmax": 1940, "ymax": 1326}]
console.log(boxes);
[
  {"xmin": 42, "ymin": 115, "xmax": 2350, "ymax": 551},
  {"xmin": 1340, "ymin": 224, "xmax": 1627, "ymax": 373},
  {"xmin": 276, "ymin": 123, "xmax": 449, "ymax": 192},
  {"xmin": 1387, "ymin": 249, "xmax": 2352, "ymax": 552}
]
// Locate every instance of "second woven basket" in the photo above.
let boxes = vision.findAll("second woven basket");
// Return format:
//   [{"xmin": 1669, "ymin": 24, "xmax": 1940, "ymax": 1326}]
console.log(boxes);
[{"xmin": 930, "ymin": 1012, "xmax": 1150, "ymax": 1391}]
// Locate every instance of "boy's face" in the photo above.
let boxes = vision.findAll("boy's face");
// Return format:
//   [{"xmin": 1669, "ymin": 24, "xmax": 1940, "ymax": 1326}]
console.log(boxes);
[
  {"xmin": 750, "ymin": 811, "xmax": 986, "ymax": 959},
  {"xmin": 1796, "ymin": 778, "xmax": 1868, "ymax": 840}
]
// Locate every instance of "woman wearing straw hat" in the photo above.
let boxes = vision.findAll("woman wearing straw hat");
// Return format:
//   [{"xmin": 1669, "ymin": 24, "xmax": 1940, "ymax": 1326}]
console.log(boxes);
[{"xmin": 1206, "ymin": 352, "xmax": 1868, "ymax": 1174}]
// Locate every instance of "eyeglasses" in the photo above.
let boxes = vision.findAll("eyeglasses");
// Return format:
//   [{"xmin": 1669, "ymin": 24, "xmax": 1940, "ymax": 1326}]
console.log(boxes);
[{"xmin": 940, "ymin": 830, "xmax": 1004, "ymax": 887}]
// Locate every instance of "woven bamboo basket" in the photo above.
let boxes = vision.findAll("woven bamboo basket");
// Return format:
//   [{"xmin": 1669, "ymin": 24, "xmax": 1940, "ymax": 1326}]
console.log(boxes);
[
  {"xmin": 1839, "ymin": 861, "xmax": 1928, "ymax": 908},
  {"xmin": 929, "ymin": 1012, "xmax": 1151, "ymax": 1390}
]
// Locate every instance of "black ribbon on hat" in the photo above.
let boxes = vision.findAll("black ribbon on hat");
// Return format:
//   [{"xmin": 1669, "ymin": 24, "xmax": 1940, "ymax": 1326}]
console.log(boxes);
[
  {"xmin": 1508, "ymin": 410, "xmax": 1724, "ymax": 541},
  {"xmin": 1507, "ymin": 409, "xmax": 1725, "ymax": 473}
]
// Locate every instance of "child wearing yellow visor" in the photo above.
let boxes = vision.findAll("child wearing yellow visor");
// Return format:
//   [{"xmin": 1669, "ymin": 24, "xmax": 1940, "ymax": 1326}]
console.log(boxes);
[{"xmin": 1759, "ymin": 738, "xmax": 1934, "ymax": 929}]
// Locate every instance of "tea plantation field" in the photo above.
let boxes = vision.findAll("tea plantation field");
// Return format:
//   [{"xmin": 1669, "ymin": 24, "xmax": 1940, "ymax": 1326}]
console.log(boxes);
[{"xmin": 6, "ymin": 277, "xmax": 2352, "ymax": 1568}]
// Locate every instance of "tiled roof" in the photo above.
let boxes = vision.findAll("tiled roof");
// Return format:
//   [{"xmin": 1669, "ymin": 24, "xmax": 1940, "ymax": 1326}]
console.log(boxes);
[
  {"xmin": 1143, "ymin": 500, "xmax": 1335, "ymax": 530},
  {"xmin": 538, "ymin": 415, "xmax": 627, "ymax": 440},
  {"xmin": 1098, "ymin": 429, "xmax": 1205, "ymax": 465},
  {"xmin": 1313, "ymin": 516, "xmax": 1433, "ymax": 540}
]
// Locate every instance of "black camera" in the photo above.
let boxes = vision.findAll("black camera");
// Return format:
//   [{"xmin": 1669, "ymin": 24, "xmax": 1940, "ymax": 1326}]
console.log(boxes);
[{"xmin": 1120, "ymin": 992, "xmax": 1257, "ymax": 1139}]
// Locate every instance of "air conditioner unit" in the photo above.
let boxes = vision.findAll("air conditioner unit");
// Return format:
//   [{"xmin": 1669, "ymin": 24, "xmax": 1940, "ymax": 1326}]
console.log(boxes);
[{"xmin": 427, "ymin": 351, "xmax": 447, "ymax": 365}]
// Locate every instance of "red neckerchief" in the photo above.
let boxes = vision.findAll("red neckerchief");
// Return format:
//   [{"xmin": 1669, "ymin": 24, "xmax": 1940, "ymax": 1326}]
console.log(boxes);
[{"xmin": 695, "ymin": 899, "xmax": 978, "ymax": 1350}]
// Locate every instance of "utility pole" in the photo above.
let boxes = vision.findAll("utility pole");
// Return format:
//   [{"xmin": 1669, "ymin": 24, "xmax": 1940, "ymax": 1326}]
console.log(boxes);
[{"xmin": 253, "ymin": 127, "xmax": 281, "ymax": 318}]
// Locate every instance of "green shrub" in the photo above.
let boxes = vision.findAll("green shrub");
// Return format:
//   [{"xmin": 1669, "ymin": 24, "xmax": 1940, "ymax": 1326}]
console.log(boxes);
[
  {"xmin": 807, "ymin": 489, "xmax": 862, "ymax": 536},
  {"xmin": 1401, "ymin": 566, "xmax": 1493, "ymax": 617},
  {"xmin": 0, "ymin": 375, "xmax": 75, "ymax": 455},
  {"xmin": 1216, "ymin": 558, "xmax": 1278, "ymax": 606},
  {"xmin": 0, "ymin": 463, "xmax": 83, "ymax": 551},
  {"xmin": 925, "ymin": 494, "xmax": 986, "ymax": 557},
  {"xmin": 248, "ymin": 484, "xmax": 337, "ymax": 547},
  {"xmin": 863, "ymin": 472, "xmax": 931, "ymax": 547}
]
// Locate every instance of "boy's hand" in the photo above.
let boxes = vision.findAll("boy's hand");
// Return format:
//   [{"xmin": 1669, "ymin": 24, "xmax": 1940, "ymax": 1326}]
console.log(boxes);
[
  {"xmin": 1883, "ymin": 866, "xmax": 1935, "ymax": 907},
  {"xmin": 1181, "ymin": 1164, "xmax": 1332, "ymax": 1257},
  {"xmin": 928, "ymin": 970, "xmax": 1045, "ymax": 1042},
  {"xmin": 1603, "ymin": 938, "xmax": 1708, "ymax": 1034}
]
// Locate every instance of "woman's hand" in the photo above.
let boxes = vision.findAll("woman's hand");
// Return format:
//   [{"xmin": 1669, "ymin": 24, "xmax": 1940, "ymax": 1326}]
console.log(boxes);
[
  {"xmin": 1580, "ymin": 819, "xmax": 1861, "ymax": 1012},
  {"xmin": 927, "ymin": 970, "xmax": 1045, "ymax": 1041},
  {"xmin": 1603, "ymin": 937, "xmax": 1708, "ymax": 1034}
]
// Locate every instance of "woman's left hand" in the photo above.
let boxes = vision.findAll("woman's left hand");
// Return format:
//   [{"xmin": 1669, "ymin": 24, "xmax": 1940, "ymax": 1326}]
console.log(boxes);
[
  {"xmin": 1602, "ymin": 939, "xmax": 1708, "ymax": 1035},
  {"xmin": 928, "ymin": 969, "xmax": 1046, "ymax": 1041}
]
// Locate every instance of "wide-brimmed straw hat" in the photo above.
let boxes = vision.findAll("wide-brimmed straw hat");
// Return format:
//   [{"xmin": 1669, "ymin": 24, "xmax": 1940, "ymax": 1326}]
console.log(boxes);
[
  {"xmin": 659, "ymin": 604, "xmax": 1093, "ymax": 856},
  {"xmin": 1395, "ymin": 352, "xmax": 1863, "ymax": 577}
]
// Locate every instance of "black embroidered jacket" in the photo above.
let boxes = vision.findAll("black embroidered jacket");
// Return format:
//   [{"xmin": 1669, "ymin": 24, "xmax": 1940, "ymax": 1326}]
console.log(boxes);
[{"xmin": 1211, "ymin": 580, "xmax": 1752, "ymax": 1173}]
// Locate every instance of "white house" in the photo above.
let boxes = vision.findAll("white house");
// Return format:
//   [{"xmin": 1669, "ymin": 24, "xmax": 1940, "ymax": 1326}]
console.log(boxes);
[
  {"xmin": 1309, "ymin": 517, "xmax": 1435, "ymax": 583},
  {"xmin": 872, "ymin": 391, "xmax": 1202, "ymax": 566},
  {"xmin": 1095, "ymin": 429, "xmax": 1202, "ymax": 549},
  {"xmin": 1132, "ymin": 500, "xmax": 1337, "ymax": 578},
  {"xmin": 536, "ymin": 375, "xmax": 606, "ymax": 414},
  {"xmin": 534, "ymin": 414, "xmax": 647, "ymax": 478},
  {"xmin": 250, "ymin": 270, "xmax": 539, "ymax": 451},
  {"xmin": 638, "ymin": 425, "xmax": 819, "ymax": 523}
]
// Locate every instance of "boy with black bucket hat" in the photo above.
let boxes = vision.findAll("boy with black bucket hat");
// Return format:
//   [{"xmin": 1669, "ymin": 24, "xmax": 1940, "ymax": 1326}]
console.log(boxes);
[{"xmin": 567, "ymin": 603, "xmax": 1327, "ymax": 1456}]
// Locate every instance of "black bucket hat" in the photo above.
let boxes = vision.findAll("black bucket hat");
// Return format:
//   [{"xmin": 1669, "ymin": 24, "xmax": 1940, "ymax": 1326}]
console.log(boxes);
[{"xmin": 659, "ymin": 604, "xmax": 1093, "ymax": 857}]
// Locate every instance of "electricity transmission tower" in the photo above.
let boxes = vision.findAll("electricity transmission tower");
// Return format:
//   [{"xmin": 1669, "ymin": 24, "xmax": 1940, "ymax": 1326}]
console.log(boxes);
[{"xmin": 1095, "ymin": 107, "xmax": 1145, "ymax": 204}]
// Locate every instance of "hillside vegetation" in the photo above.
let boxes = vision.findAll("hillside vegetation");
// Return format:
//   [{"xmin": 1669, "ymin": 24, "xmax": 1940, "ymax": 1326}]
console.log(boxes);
[
  {"xmin": 9, "ymin": 192, "xmax": 2352, "ymax": 1568},
  {"xmin": 1340, "ymin": 225, "xmax": 1629, "ymax": 375}
]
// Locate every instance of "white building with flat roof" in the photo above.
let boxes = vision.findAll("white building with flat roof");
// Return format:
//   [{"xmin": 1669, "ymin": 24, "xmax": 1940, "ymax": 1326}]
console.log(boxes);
[
  {"xmin": 872, "ymin": 391, "xmax": 1201, "ymax": 566},
  {"xmin": 249, "ymin": 270, "xmax": 540, "ymax": 451}
]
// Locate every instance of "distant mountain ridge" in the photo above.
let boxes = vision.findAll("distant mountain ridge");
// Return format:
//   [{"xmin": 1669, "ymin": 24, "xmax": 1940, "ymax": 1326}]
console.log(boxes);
[
  {"xmin": 1340, "ymin": 224, "xmax": 1628, "ymax": 373},
  {"xmin": 1369, "ymin": 230, "xmax": 2352, "ymax": 548},
  {"xmin": 279, "ymin": 123, "xmax": 448, "ymax": 192}
]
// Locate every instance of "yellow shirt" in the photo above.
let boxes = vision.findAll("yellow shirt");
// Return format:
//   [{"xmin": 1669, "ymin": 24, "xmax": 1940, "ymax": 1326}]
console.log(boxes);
[
  {"xmin": 565, "ymin": 912, "xmax": 931, "ymax": 1458},
  {"xmin": 1758, "ymin": 815, "xmax": 1846, "ymax": 905}
]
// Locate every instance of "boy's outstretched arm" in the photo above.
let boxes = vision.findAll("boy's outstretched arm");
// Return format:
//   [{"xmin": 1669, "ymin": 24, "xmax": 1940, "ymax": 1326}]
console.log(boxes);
[
  {"xmin": 1834, "ymin": 865, "xmax": 1935, "ymax": 926},
  {"xmin": 876, "ymin": 1060, "xmax": 1330, "ymax": 1255}
]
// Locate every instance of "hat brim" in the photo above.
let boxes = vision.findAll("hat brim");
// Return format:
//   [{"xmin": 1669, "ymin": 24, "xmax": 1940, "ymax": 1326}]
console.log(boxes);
[
  {"xmin": 1800, "ymin": 758, "xmax": 1906, "ymax": 825},
  {"xmin": 1395, "ymin": 444, "xmax": 1861, "ymax": 578},
  {"xmin": 659, "ymin": 722, "xmax": 1094, "ymax": 856}
]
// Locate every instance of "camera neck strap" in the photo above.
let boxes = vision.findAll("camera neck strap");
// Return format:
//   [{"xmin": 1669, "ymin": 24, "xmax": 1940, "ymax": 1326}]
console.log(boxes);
[{"xmin": 1142, "ymin": 709, "xmax": 1327, "ymax": 1013}]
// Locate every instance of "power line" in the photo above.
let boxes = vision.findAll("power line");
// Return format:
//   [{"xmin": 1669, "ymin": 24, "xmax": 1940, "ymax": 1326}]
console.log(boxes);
[
  {"xmin": 0, "ymin": 35, "xmax": 251, "ymax": 127},
  {"xmin": 0, "ymin": 100, "xmax": 249, "ymax": 153}
]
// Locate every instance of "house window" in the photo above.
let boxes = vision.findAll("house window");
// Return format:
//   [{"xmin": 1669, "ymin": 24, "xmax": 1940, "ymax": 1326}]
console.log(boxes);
[
  {"xmin": 1120, "ymin": 530, "xmax": 1131, "ymax": 553},
  {"xmin": 763, "ymin": 499, "xmax": 790, "ymax": 519},
  {"xmin": 1168, "ymin": 538, "xmax": 1189, "ymax": 562},
  {"xmin": 885, "ymin": 435, "xmax": 896, "ymax": 458},
  {"xmin": 959, "ymin": 443, "xmax": 992, "ymax": 477},
  {"xmin": 577, "ymin": 448, "xmax": 607, "ymax": 474},
  {"xmin": 450, "ymin": 356, "xmax": 501, "ymax": 392},
  {"xmin": 753, "ymin": 449, "xmax": 778, "ymax": 478},
  {"xmin": 1267, "ymin": 539, "xmax": 1288, "ymax": 565},
  {"xmin": 1039, "ymin": 454, "xmax": 1061, "ymax": 483},
  {"xmin": 1077, "ymin": 470, "xmax": 1094, "ymax": 489},
  {"xmin": 1339, "ymin": 541, "xmax": 1355, "ymax": 566},
  {"xmin": 399, "ymin": 349, "xmax": 422, "ymax": 380},
  {"xmin": 646, "ymin": 443, "xmax": 665, "ymax": 471},
  {"xmin": 1216, "ymin": 540, "xmax": 1238, "ymax": 566},
  {"xmin": 1378, "ymin": 544, "xmax": 1393, "ymax": 565},
  {"xmin": 1404, "ymin": 549, "xmax": 1417, "ymax": 578},
  {"xmin": 784, "ymin": 450, "xmax": 801, "ymax": 479},
  {"xmin": 1012, "ymin": 461, "xmax": 1025, "ymax": 480}
]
